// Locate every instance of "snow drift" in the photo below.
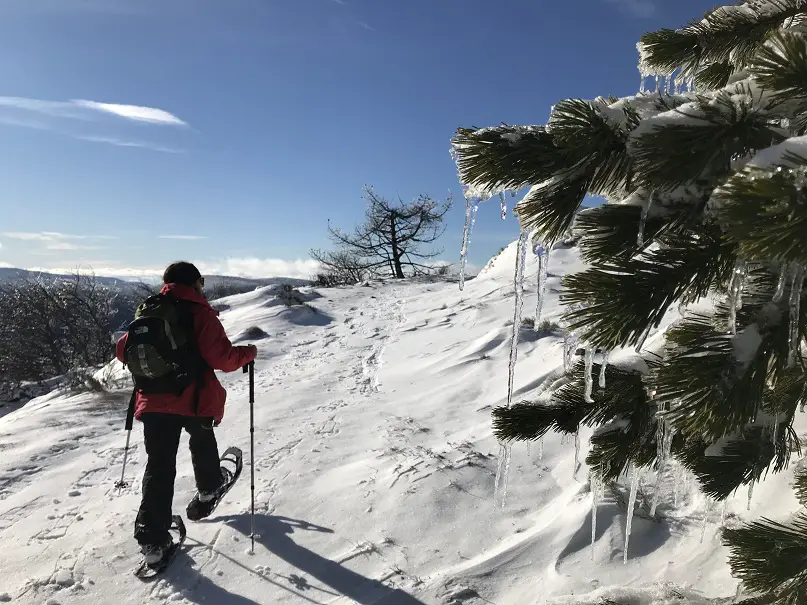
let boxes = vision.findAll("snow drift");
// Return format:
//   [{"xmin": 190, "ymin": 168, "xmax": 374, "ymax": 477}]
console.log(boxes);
[{"xmin": 0, "ymin": 241, "xmax": 802, "ymax": 604}]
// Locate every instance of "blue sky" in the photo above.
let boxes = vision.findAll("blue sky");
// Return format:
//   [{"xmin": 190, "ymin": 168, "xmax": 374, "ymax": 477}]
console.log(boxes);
[{"xmin": 0, "ymin": 0, "xmax": 719, "ymax": 279}]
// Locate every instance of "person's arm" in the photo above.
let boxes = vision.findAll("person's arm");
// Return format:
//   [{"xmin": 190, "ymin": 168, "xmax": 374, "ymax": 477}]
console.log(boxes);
[{"xmin": 196, "ymin": 309, "xmax": 256, "ymax": 372}]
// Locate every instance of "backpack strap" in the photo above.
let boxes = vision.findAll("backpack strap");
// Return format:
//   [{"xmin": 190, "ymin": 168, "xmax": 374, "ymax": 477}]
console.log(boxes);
[{"xmin": 173, "ymin": 296, "xmax": 208, "ymax": 416}]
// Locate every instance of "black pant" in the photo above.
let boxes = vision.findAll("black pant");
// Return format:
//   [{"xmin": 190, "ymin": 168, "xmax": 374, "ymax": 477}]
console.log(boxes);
[{"xmin": 134, "ymin": 413, "xmax": 223, "ymax": 546}]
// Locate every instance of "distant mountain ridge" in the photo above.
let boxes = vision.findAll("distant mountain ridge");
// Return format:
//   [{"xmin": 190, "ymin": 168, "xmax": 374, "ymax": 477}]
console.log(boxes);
[{"xmin": 0, "ymin": 267, "xmax": 310, "ymax": 289}]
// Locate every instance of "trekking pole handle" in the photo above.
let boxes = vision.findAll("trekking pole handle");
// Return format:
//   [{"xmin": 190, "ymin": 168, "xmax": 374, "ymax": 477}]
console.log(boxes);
[
  {"xmin": 249, "ymin": 361, "xmax": 254, "ymax": 404},
  {"xmin": 242, "ymin": 360, "xmax": 255, "ymax": 403}
]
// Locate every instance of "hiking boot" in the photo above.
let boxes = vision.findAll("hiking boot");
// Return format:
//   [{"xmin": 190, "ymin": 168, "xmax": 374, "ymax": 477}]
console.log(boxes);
[
  {"xmin": 141, "ymin": 537, "xmax": 173, "ymax": 565},
  {"xmin": 198, "ymin": 467, "xmax": 232, "ymax": 502},
  {"xmin": 187, "ymin": 467, "xmax": 236, "ymax": 521}
]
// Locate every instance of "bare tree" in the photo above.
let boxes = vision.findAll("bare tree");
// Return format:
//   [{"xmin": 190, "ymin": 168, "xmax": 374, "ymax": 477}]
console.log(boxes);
[
  {"xmin": 0, "ymin": 272, "xmax": 118, "ymax": 399},
  {"xmin": 309, "ymin": 249, "xmax": 370, "ymax": 286},
  {"xmin": 131, "ymin": 279, "xmax": 160, "ymax": 299},
  {"xmin": 311, "ymin": 186, "xmax": 452, "ymax": 280}
]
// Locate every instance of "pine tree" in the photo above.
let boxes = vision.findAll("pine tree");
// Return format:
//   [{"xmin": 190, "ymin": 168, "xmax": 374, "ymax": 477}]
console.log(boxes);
[{"xmin": 451, "ymin": 2, "xmax": 807, "ymax": 601}]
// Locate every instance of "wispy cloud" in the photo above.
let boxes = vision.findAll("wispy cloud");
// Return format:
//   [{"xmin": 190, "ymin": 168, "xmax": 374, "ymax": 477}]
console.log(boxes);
[
  {"xmin": 0, "ymin": 96, "xmax": 83, "ymax": 118},
  {"xmin": 76, "ymin": 135, "xmax": 183, "ymax": 154},
  {"xmin": 24, "ymin": 264, "xmax": 163, "ymax": 279},
  {"xmin": 73, "ymin": 100, "xmax": 187, "ymax": 126},
  {"xmin": 0, "ymin": 115, "xmax": 52, "ymax": 130},
  {"xmin": 159, "ymin": 235, "xmax": 207, "ymax": 240},
  {"xmin": 0, "ymin": 261, "xmax": 13, "ymax": 269},
  {"xmin": 3, "ymin": 231, "xmax": 114, "ymax": 251},
  {"xmin": 4, "ymin": 231, "xmax": 84, "ymax": 241},
  {"xmin": 46, "ymin": 242, "xmax": 102, "ymax": 251},
  {"xmin": 355, "ymin": 20, "xmax": 375, "ymax": 32},
  {"xmin": 0, "ymin": 96, "xmax": 189, "ymax": 151},
  {"xmin": 604, "ymin": 0, "xmax": 656, "ymax": 17},
  {"xmin": 0, "ymin": 96, "xmax": 187, "ymax": 127}
]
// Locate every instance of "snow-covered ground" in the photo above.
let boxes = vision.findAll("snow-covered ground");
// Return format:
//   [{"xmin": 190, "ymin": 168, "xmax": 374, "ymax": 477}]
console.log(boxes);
[{"xmin": 0, "ymin": 242, "xmax": 803, "ymax": 605}]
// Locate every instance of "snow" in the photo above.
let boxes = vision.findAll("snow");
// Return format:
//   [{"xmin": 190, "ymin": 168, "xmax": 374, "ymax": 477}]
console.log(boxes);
[
  {"xmin": 1, "ymin": 241, "xmax": 806, "ymax": 604},
  {"xmin": 629, "ymin": 101, "xmax": 709, "ymax": 141},
  {"xmin": 747, "ymin": 135, "xmax": 807, "ymax": 170}
]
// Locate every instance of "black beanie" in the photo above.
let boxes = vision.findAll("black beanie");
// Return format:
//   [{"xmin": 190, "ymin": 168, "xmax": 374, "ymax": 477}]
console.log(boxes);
[{"xmin": 163, "ymin": 261, "xmax": 202, "ymax": 286}]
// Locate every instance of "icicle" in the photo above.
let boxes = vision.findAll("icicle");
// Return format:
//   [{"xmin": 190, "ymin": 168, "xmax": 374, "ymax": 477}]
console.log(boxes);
[
  {"xmin": 598, "ymin": 350, "xmax": 609, "ymax": 389},
  {"xmin": 637, "ymin": 193, "xmax": 653, "ymax": 246},
  {"xmin": 773, "ymin": 262, "xmax": 789, "ymax": 303},
  {"xmin": 574, "ymin": 427, "xmax": 581, "ymax": 479},
  {"xmin": 673, "ymin": 466, "xmax": 680, "ymax": 507},
  {"xmin": 650, "ymin": 416, "xmax": 666, "ymax": 517},
  {"xmin": 583, "ymin": 347, "xmax": 595, "ymax": 403},
  {"xmin": 700, "ymin": 499, "xmax": 711, "ymax": 544},
  {"xmin": 459, "ymin": 194, "xmax": 481, "ymax": 291},
  {"xmin": 728, "ymin": 261, "xmax": 747, "ymax": 335},
  {"xmin": 624, "ymin": 466, "xmax": 640, "ymax": 564},
  {"xmin": 773, "ymin": 412, "xmax": 780, "ymax": 444},
  {"xmin": 655, "ymin": 413, "xmax": 666, "ymax": 464},
  {"xmin": 506, "ymin": 229, "xmax": 530, "ymax": 406},
  {"xmin": 564, "ymin": 331, "xmax": 579, "ymax": 373},
  {"xmin": 494, "ymin": 444, "xmax": 512, "ymax": 509},
  {"xmin": 499, "ymin": 191, "xmax": 507, "ymax": 220},
  {"xmin": 788, "ymin": 265, "xmax": 804, "ymax": 368},
  {"xmin": 591, "ymin": 471, "xmax": 600, "ymax": 560},
  {"xmin": 639, "ymin": 74, "xmax": 646, "ymax": 93},
  {"xmin": 650, "ymin": 415, "xmax": 674, "ymax": 517},
  {"xmin": 721, "ymin": 500, "xmax": 729, "ymax": 526},
  {"xmin": 533, "ymin": 242, "xmax": 550, "ymax": 328},
  {"xmin": 747, "ymin": 481, "xmax": 754, "ymax": 511},
  {"xmin": 494, "ymin": 229, "xmax": 529, "ymax": 509},
  {"xmin": 666, "ymin": 72, "xmax": 674, "ymax": 95},
  {"xmin": 538, "ymin": 437, "xmax": 544, "ymax": 461},
  {"xmin": 635, "ymin": 324, "xmax": 652, "ymax": 353}
]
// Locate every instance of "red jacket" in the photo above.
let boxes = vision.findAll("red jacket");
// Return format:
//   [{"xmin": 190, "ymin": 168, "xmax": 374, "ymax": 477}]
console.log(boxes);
[{"xmin": 116, "ymin": 283, "xmax": 256, "ymax": 424}]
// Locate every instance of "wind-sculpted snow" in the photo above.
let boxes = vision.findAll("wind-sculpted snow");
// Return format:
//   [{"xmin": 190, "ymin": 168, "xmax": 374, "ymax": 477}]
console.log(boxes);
[{"xmin": 0, "ymin": 245, "xmax": 802, "ymax": 604}]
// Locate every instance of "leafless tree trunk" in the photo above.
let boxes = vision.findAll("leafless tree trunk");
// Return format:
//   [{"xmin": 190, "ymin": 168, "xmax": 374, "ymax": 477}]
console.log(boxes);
[{"xmin": 310, "ymin": 186, "xmax": 452, "ymax": 282}]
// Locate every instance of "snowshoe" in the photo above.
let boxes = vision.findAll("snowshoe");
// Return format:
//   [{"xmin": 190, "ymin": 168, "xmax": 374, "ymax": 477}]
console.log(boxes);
[
  {"xmin": 186, "ymin": 446, "xmax": 242, "ymax": 521},
  {"xmin": 134, "ymin": 515, "xmax": 186, "ymax": 580}
]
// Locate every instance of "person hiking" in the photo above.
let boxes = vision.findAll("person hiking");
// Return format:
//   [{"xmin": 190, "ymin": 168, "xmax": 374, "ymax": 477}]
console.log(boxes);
[{"xmin": 115, "ymin": 261, "xmax": 257, "ymax": 566}]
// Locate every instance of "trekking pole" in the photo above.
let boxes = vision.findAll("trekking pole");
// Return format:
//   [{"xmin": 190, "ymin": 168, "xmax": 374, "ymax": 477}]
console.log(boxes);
[
  {"xmin": 243, "ymin": 360, "xmax": 257, "ymax": 553},
  {"xmin": 115, "ymin": 389, "xmax": 137, "ymax": 490}
]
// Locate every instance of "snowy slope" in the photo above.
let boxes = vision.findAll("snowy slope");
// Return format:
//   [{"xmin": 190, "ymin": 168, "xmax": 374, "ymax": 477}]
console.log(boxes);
[{"xmin": 0, "ymin": 242, "xmax": 803, "ymax": 605}]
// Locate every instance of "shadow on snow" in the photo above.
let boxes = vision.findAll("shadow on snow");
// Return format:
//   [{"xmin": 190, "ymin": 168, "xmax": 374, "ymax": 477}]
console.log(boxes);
[{"xmin": 163, "ymin": 514, "xmax": 426, "ymax": 605}]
